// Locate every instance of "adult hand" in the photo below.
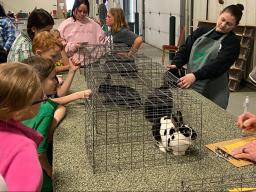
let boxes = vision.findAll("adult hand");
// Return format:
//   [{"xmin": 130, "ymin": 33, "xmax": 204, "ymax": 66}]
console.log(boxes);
[
  {"xmin": 177, "ymin": 73, "xmax": 196, "ymax": 89},
  {"xmin": 166, "ymin": 64, "xmax": 176, "ymax": 70},
  {"xmin": 237, "ymin": 112, "xmax": 256, "ymax": 132},
  {"xmin": 231, "ymin": 141, "xmax": 256, "ymax": 162},
  {"xmin": 127, "ymin": 47, "xmax": 138, "ymax": 57},
  {"xmin": 116, "ymin": 51, "xmax": 134, "ymax": 59}
]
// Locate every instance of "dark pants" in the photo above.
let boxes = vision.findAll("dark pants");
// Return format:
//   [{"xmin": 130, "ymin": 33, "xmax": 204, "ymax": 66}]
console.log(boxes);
[{"xmin": 0, "ymin": 48, "xmax": 8, "ymax": 63}]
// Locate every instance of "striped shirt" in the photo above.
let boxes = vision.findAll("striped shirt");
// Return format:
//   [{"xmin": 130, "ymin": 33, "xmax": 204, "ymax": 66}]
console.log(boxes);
[
  {"xmin": 7, "ymin": 31, "xmax": 33, "ymax": 62},
  {"xmin": 0, "ymin": 17, "xmax": 16, "ymax": 51}
]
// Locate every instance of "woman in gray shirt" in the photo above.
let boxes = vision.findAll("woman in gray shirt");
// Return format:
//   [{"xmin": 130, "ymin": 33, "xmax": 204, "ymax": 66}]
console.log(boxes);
[{"xmin": 106, "ymin": 8, "xmax": 143, "ymax": 56}]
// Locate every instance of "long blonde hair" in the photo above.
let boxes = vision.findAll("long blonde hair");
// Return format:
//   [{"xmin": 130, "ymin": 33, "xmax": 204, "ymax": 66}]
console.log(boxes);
[
  {"xmin": 109, "ymin": 8, "xmax": 128, "ymax": 33},
  {"xmin": 0, "ymin": 63, "xmax": 41, "ymax": 120}
]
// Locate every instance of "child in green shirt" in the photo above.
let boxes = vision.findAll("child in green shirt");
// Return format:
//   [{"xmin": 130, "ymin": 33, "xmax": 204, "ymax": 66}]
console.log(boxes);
[{"xmin": 23, "ymin": 56, "xmax": 91, "ymax": 191}]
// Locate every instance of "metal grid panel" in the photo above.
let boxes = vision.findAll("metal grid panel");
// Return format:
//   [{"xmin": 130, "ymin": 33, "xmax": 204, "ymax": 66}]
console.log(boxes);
[
  {"xmin": 82, "ymin": 44, "xmax": 203, "ymax": 173},
  {"xmin": 178, "ymin": 169, "xmax": 256, "ymax": 191}
]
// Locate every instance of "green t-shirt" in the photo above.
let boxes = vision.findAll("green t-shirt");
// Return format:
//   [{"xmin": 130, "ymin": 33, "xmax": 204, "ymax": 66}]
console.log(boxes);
[
  {"xmin": 23, "ymin": 99, "xmax": 59, "ymax": 153},
  {"xmin": 23, "ymin": 99, "xmax": 58, "ymax": 192}
]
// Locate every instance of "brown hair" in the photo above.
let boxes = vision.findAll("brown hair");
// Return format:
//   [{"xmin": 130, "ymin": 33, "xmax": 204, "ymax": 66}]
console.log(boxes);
[
  {"xmin": 109, "ymin": 8, "xmax": 128, "ymax": 33},
  {"xmin": 0, "ymin": 63, "xmax": 41, "ymax": 119},
  {"xmin": 221, "ymin": 4, "xmax": 244, "ymax": 25},
  {"xmin": 27, "ymin": 8, "xmax": 54, "ymax": 40},
  {"xmin": 72, "ymin": 0, "xmax": 90, "ymax": 21},
  {"xmin": 23, "ymin": 56, "xmax": 55, "ymax": 81},
  {"xmin": 32, "ymin": 31, "xmax": 63, "ymax": 53}
]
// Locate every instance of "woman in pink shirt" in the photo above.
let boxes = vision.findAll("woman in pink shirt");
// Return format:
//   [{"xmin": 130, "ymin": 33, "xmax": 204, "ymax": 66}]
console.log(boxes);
[
  {"xmin": 58, "ymin": 0, "xmax": 105, "ymax": 61},
  {"xmin": 0, "ymin": 63, "xmax": 43, "ymax": 191}
]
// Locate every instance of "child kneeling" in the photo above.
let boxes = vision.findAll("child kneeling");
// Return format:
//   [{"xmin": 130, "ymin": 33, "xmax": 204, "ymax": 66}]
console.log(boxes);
[{"xmin": 23, "ymin": 56, "xmax": 91, "ymax": 191}]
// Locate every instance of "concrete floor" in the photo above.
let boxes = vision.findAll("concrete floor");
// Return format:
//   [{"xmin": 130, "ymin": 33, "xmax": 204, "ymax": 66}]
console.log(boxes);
[{"xmin": 139, "ymin": 43, "xmax": 256, "ymax": 118}]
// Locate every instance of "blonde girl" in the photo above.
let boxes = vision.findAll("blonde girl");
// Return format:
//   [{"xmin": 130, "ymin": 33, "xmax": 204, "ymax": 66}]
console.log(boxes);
[{"xmin": 0, "ymin": 63, "xmax": 43, "ymax": 191}]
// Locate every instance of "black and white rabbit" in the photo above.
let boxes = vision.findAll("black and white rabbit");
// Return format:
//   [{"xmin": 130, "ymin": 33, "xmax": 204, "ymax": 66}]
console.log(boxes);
[{"xmin": 152, "ymin": 111, "xmax": 197, "ymax": 155}]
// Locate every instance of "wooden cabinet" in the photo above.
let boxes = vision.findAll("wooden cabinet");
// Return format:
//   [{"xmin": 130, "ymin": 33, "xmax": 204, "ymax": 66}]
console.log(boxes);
[{"xmin": 198, "ymin": 21, "xmax": 256, "ymax": 91}]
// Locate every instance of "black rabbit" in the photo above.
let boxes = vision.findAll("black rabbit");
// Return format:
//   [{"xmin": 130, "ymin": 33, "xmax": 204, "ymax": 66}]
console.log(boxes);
[
  {"xmin": 144, "ymin": 85, "xmax": 173, "ymax": 123},
  {"xmin": 98, "ymin": 74, "xmax": 142, "ymax": 108}
]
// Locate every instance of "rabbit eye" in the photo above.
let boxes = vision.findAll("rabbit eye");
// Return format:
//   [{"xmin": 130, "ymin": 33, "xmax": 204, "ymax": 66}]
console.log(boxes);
[
  {"xmin": 169, "ymin": 129, "xmax": 175, "ymax": 135},
  {"xmin": 179, "ymin": 127, "xmax": 191, "ymax": 137}
]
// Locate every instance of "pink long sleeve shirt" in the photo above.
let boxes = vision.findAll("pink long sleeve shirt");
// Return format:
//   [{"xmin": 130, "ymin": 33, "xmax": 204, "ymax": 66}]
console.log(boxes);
[
  {"xmin": 0, "ymin": 120, "xmax": 43, "ymax": 192},
  {"xmin": 58, "ymin": 17, "xmax": 106, "ymax": 64}
]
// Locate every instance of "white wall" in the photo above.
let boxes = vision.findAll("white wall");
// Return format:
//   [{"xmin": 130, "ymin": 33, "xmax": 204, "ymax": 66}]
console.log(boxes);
[
  {"xmin": 144, "ymin": 0, "xmax": 181, "ymax": 49},
  {"xmin": 66, "ymin": 0, "xmax": 75, "ymax": 11},
  {"xmin": 193, "ymin": 0, "xmax": 256, "ymax": 69},
  {"xmin": 192, "ymin": 0, "xmax": 207, "ymax": 30},
  {"xmin": 137, "ymin": 0, "xmax": 143, "ymax": 35},
  {"xmin": 1, "ymin": 0, "xmax": 57, "ymax": 13},
  {"xmin": 193, "ymin": 0, "xmax": 256, "ymax": 27}
]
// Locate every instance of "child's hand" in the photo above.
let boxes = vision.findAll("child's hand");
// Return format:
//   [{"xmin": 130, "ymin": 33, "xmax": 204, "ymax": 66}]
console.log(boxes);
[
  {"xmin": 56, "ymin": 75, "xmax": 64, "ymax": 85},
  {"xmin": 75, "ymin": 43, "xmax": 81, "ymax": 50},
  {"xmin": 46, "ymin": 167, "xmax": 53, "ymax": 178},
  {"xmin": 69, "ymin": 57, "xmax": 81, "ymax": 72},
  {"xmin": 77, "ymin": 89, "xmax": 92, "ymax": 99},
  {"xmin": 61, "ymin": 38, "xmax": 67, "ymax": 47}
]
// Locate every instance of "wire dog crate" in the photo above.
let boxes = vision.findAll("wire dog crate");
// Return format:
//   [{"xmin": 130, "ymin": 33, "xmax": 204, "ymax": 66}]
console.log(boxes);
[
  {"xmin": 81, "ymin": 43, "xmax": 203, "ymax": 173},
  {"xmin": 177, "ymin": 168, "xmax": 256, "ymax": 191}
]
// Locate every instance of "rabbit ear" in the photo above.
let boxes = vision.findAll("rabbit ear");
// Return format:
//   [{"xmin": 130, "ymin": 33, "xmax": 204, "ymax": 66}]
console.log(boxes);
[
  {"xmin": 171, "ymin": 113, "xmax": 178, "ymax": 127},
  {"xmin": 176, "ymin": 111, "xmax": 183, "ymax": 125},
  {"xmin": 160, "ymin": 116, "xmax": 168, "ymax": 124},
  {"xmin": 152, "ymin": 120, "xmax": 161, "ymax": 142}
]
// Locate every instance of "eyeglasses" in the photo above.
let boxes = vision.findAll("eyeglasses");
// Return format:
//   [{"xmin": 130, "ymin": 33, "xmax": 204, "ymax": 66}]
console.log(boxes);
[{"xmin": 31, "ymin": 94, "xmax": 48, "ymax": 105}]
